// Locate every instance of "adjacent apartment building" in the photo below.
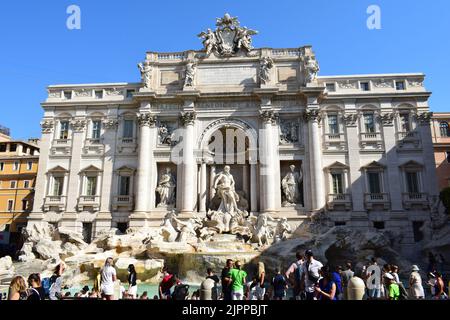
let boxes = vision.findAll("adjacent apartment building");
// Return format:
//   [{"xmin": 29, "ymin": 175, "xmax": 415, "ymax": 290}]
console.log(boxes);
[
  {"xmin": 431, "ymin": 113, "xmax": 450, "ymax": 191},
  {"xmin": 0, "ymin": 129, "xmax": 40, "ymax": 247}
]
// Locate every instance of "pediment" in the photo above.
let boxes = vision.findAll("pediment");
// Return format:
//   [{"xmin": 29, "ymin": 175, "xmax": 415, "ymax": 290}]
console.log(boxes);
[
  {"xmin": 399, "ymin": 160, "xmax": 423, "ymax": 168},
  {"xmin": 80, "ymin": 165, "xmax": 102, "ymax": 173},
  {"xmin": 361, "ymin": 161, "xmax": 386, "ymax": 169},
  {"xmin": 47, "ymin": 165, "xmax": 68, "ymax": 173}
]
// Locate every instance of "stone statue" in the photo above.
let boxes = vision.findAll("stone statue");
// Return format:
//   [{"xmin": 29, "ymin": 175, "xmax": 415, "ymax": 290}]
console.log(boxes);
[
  {"xmin": 160, "ymin": 210, "xmax": 179, "ymax": 242},
  {"xmin": 259, "ymin": 57, "xmax": 274, "ymax": 84},
  {"xmin": 156, "ymin": 168, "xmax": 176, "ymax": 207},
  {"xmin": 304, "ymin": 56, "xmax": 320, "ymax": 83},
  {"xmin": 198, "ymin": 28, "xmax": 218, "ymax": 57},
  {"xmin": 248, "ymin": 213, "xmax": 276, "ymax": 247},
  {"xmin": 184, "ymin": 61, "xmax": 197, "ymax": 87},
  {"xmin": 210, "ymin": 166, "xmax": 244, "ymax": 232},
  {"xmin": 282, "ymin": 165, "xmax": 303, "ymax": 206},
  {"xmin": 138, "ymin": 61, "xmax": 152, "ymax": 89},
  {"xmin": 273, "ymin": 218, "xmax": 292, "ymax": 243},
  {"xmin": 236, "ymin": 26, "xmax": 257, "ymax": 53}
]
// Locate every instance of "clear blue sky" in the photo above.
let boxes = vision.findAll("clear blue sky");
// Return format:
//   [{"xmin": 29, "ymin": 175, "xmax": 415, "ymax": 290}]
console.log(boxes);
[{"xmin": 1, "ymin": 0, "xmax": 449, "ymax": 140}]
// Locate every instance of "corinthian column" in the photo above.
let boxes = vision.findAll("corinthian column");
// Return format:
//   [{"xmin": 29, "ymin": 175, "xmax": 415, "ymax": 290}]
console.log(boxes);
[
  {"xmin": 305, "ymin": 109, "xmax": 325, "ymax": 211},
  {"xmin": 259, "ymin": 110, "xmax": 278, "ymax": 213},
  {"xmin": 131, "ymin": 112, "xmax": 157, "ymax": 227},
  {"xmin": 180, "ymin": 111, "xmax": 197, "ymax": 214}
]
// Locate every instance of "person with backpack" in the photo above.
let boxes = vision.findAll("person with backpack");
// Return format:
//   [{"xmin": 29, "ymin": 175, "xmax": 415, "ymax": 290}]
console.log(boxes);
[
  {"xmin": 272, "ymin": 268, "xmax": 288, "ymax": 300},
  {"xmin": 49, "ymin": 262, "xmax": 66, "ymax": 300},
  {"xmin": 285, "ymin": 252, "xmax": 304, "ymax": 299},
  {"xmin": 301, "ymin": 250, "xmax": 323, "ymax": 301},
  {"xmin": 27, "ymin": 273, "xmax": 44, "ymax": 301}
]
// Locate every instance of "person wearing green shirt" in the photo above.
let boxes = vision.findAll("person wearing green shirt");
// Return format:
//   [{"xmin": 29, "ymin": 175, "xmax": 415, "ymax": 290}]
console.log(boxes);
[
  {"xmin": 228, "ymin": 261, "xmax": 247, "ymax": 300},
  {"xmin": 385, "ymin": 273, "xmax": 400, "ymax": 300}
]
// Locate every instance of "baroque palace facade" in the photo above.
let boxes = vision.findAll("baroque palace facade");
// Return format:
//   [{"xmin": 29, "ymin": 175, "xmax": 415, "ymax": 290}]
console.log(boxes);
[{"xmin": 28, "ymin": 15, "xmax": 437, "ymax": 254}]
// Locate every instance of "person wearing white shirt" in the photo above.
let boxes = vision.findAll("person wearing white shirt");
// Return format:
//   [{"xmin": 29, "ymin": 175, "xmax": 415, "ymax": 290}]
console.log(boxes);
[
  {"xmin": 300, "ymin": 250, "xmax": 323, "ymax": 300},
  {"xmin": 100, "ymin": 257, "xmax": 117, "ymax": 300}
]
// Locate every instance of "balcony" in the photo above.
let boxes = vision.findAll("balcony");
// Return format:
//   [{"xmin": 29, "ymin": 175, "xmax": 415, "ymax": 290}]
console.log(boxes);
[
  {"xmin": 51, "ymin": 139, "xmax": 72, "ymax": 156},
  {"xmin": 327, "ymin": 194, "xmax": 352, "ymax": 211},
  {"xmin": 112, "ymin": 195, "xmax": 134, "ymax": 211},
  {"xmin": 323, "ymin": 133, "xmax": 346, "ymax": 151},
  {"xmin": 77, "ymin": 195, "xmax": 100, "ymax": 212},
  {"xmin": 359, "ymin": 132, "xmax": 383, "ymax": 150},
  {"xmin": 83, "ymin": 138, "xmax": 104, "ymax": 155},
  {"xmin": 396, "ymin": 131, "xmax": 421, "ymax": 150},
  {"xmin": 402, "ymin": 192, "xmax": 428, "ymax": 210},
  {"xmin": 43, "ymin": 195, "xmax": 66, "ymax": 212},
  {"xmin": 117, "ymin": 137, "xmax": 137, "ymax": 154},
  {"xmin": 364, "ymin": 193, "xmax": 390, "ymax": 210}
]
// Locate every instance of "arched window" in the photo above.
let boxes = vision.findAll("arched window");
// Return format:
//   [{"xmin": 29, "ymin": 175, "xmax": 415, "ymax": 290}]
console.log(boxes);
[{"xmin": 440, "ymin": 122, "xmax": 450, "ymax": 137}]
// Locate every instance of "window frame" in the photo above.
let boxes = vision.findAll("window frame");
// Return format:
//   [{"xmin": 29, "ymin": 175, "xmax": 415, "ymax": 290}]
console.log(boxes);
[{"xmin": 7, "ymin": 199, "xmax": 14, "ymax": 212}]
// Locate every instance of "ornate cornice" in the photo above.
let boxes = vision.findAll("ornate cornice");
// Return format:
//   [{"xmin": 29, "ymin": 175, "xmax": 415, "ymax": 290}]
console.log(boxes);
[
  {"xmin": 418, "ymin": 112, "xmax": 433, "ymax": 125},
  {"xmin": 103, "ymin": 118, "xmax": 119, "ymax": 130},
  {"xmin": 40, "ymin": 120, "xmax": 54, "ymax": 134},
  {"xmin": 137, "ymin": 113, "xmax": 157, "ymax": 127},
  {"xmin": 259, "ymin": 110, "xmax": 279, "ymax": 124},
  {"xmin": 343, "ymin": 114, "xmax": 359, "ymax": 127},
  {"xmin": 378, "ymin": 113, "xmax": 395, "ymax": 126},
  {"xmin": 70, "ymin": 119, "xmax": 87, "ymax": 132},
  {"xmin": 304, "ymin": 109, "xmax": 321, "ymax": 123},
  {"xmin": 180, "ymin": 111, "xmax": 197, "ymax": 126}
]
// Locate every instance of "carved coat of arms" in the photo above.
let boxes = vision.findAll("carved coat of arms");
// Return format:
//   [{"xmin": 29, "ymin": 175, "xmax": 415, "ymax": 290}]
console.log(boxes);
[{"xmin": 198, "ymin": 13, "xmax": 258, "ymax": 58}]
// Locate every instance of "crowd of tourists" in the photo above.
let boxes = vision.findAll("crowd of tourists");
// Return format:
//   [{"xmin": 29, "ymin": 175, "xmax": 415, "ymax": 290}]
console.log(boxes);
[{"xmin": 1, "ymin": 250, "xmax": 448, "ymax": 301}]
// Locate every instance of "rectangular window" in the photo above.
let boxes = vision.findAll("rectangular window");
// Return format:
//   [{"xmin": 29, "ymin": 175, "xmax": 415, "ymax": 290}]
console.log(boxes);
[
  {"xmin": 59, "ymin": 121, "xmax": 69, "ymax": 140},
  {"xmin": 22, "ymin": 200, "xmax": 28, "ymax": 211},
  {"xmin": 63, "ymin": 91, "xmax": 72, "ymax": 100},
  {"xmin": 331, "ymin": 173, "xmax": 344, "ymax": 194},
  {"xmin": 412, "ymin": 221, "xmax": 424, "ymax": 242},
  {"xmin": 24, "ymin": 180, "xmax": 30, "ymax": 189},
  {"xmin": 373, "ymin": 221, "xmax": 385, "ymax": 230},
  {"xmin": 364, "ymin": 113, "xmax": 376, "ymax": 133},
  {"xmin": 27, "ymin": 162, "xmax": 33, "ymax": 171},
  {"xmin": 326, "ymin": 83, "xmax": 336, "ymax": 92},
  {"xmin": 13, "ymin": 162, "xmax": 19, "ymax": 171},
  {"xmin": 446, "ymin": 151, "xmax": 450, "ymax": 163},
  {"xmin": 367, "ymin": 172, "xmax": 382, "ymax": 194},
  {"xmin": 52, "ymin": 177, "xmax": 64, "ymax": 196},
  {"xmin": 86, "ymin": 176, "xmax": 98, "ymax": 196},
  {"xmin": 95, "ymin": 90, "xmax": 103, "ymax": 99},
  {"xmin": 328, "ymin": 115, "xmax": 339, "ymax": 134},
  {"xmin": 119, "ymin": 176, "xmax": 130, "ymax": 196},
  {"xmin": 400, "ymin": 113, "xmax": 411, "ymax": 132},
  {"xmin": 395, "ymin": 81, "xmax": 406, "ymax": 90},
  {"xmin": 0, "ymin": 162, "xmax": 4, "ymax": 171},
  {"xmin": 7, "ymin": 200, "xmax": 14, "ymax": 212},
  {"xmin": 82, "ymin": 223, "xmax": 93, "ymax": 244},
  {"xmin": 360, "ymin": 82, "xmax": 370, "ymax": 91},
  {"xmin": 10, "ymin": 181, "xmax": 17, "ymax": 189},
  {"xmin": 0, "ymin": 143, "xmax": 6, "ymax": 152},
  {"xmin": 92, "ymin": 120, "xmax": 101, "ymax": 140},
  {"xmin": 10, "ymin": 144, "xmax": 17, "ymax": 152},
  {"xmin": 406, "ymin": 172, "xmax": 420, "ymax": 193},
  {"xmin": 126, "ymin": 89, "xmax": 135, "ymax": 98},
  {"xmin": 123, "ymin": 120, "xmax": 134, "ymax": 139}
]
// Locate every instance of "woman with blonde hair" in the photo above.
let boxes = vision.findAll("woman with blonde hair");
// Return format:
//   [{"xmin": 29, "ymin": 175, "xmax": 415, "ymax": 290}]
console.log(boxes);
[
  {"xmin": 8, "ymin": 276, "xmax": 28, "ymax": 300},
  {"xmin": 101, "ymin": 257, "xmax": 117, "ymax": 300}
]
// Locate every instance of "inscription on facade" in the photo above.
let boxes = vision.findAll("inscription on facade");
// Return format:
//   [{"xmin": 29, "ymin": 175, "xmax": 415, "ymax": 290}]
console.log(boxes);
[
  {"xmin": 161, "ymin": 71, "xmax": 181, "ymax": 85},
  {"xmin": 197, "ymin": 66, "xmax": 257, "ymax": 86}
]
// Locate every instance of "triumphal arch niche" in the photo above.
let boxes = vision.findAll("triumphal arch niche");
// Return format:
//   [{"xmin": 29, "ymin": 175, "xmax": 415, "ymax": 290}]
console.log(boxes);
[{"xmin": 131, "ymin": 13, "xmax": 318, "ymax": 232}]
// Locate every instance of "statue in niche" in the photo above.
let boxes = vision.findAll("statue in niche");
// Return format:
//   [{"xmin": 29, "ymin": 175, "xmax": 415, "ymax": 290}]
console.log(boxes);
[
  {"xmin": 184, "ymin": 61, "xmax": 197, "ymax": 87},
  {"xmin": 209, "ymin": 165, "xmax": 247, "ymax": 233},
  {"xmin": 279, "ymin": 121, "xmax": 299, "ymax": 144},
  {"xmin": 158, "ymin": 123, "xmax": 174, "ymax": 146},
  {"xmin": 304, "ymin": 56, "xmax": 320, "ymax": 83},
  {"xmin": 156, "ymin": 168, "xmax": 176, "ymax": 207},
  {"xmin": 281, "ymin": 165, "xmax": 303, "ymax": 206},
  {"xmin": 259, "ymin": 57, "xmax": 274, "ymax": 84},
  {"xmin": 138, "ymin": 61, "xmax": 152, "ymax": 89}
]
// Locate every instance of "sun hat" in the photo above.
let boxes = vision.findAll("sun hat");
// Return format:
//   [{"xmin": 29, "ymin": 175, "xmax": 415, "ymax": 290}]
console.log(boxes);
[{"xmin": 411, "ymin": 265, "xmax": 420, "ymax": 272}]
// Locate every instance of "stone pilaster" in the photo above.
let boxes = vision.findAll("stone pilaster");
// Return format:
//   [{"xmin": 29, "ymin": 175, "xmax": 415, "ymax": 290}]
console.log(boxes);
[
  {"xmin": 180, "ymin": 111, "xmax": 197, "ymax": 214},
  {"xmin": 417, "ymin": 110, "xmax": 438, "ymax": 196}
]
